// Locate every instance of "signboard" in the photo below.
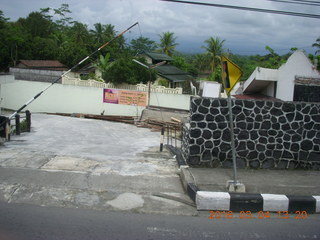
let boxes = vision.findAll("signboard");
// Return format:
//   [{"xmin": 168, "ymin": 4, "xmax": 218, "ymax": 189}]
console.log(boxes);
[
  {"xmin": 104, "ymin": 89, "xmax": 119, "ymax": 104},
  {"xmin": 103, "ymin": 89, "xmax": 147, "ymax": 107},
  {"xmin": 221, "ymin": 56, "xmax": 243, "ymax": 95},
  {"xmin": 200, "ymin": 81, "xmax": 221, "ymax": 98}
]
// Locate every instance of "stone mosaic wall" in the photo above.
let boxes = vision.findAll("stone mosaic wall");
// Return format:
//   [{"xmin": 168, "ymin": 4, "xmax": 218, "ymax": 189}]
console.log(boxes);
[{"xmin": 182, "ymin": 97, "xmax": 320, "ymax": 169}]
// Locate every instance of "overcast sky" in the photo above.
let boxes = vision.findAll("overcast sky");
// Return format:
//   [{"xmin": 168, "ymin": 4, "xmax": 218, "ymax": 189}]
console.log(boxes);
[{"xmin": 1, "ymin": 0, "xmax": 319, "ymax": 55}]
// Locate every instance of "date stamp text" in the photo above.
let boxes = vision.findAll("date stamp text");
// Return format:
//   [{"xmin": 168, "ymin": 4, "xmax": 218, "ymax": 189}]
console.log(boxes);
[{"xmin": 208, "ymin": 210, "xmax": 308, "ymax": 219}]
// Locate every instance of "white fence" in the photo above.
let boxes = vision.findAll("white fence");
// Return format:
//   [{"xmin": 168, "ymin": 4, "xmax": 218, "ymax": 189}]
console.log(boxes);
[{"xmin": 62, "ymin": 77, "xmax": 183, "ymax": 94}]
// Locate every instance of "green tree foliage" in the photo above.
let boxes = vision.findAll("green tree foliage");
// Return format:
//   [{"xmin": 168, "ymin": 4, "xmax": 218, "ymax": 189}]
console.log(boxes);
[
  {"xmin": 89, "ymin": 23, "xmax": 124, "ymax": 58},
  {"xmin": 192, "ymin": 53, "xmax": 210, "ymax": 73},
  {"xmin": 0, "ymin": 8, "xmax": 62, "ymax": 69},
  {"xmin": 91, "ymin": 23, "xmax": 109, "ymax": 44},
  {"xmin": 129, "ymin": 36, "xmax": 157, "ymax": 54},
  {"xmin": 308, "ymin": 54, "xmax": 320, "ymax": 71},
  {"xmin": 93, "ymin": 53, "xmax": 114, "ymax": 81},
  {"xmin": 0, "ymin": 5, "xmax": 152, "ymax": 85},
  {"xmin": 105, "ymin": 55, "xmax": 156, "ymax": 85},
  {"xmin": 40, "ymin": 4, "xmax": 73, "ymax": 26},
  {"xmin": 0, "ymin": 11, "xmax": 10, "ymax": 69},
  {"xmin": 53, "ymin": 3, "xmax": 73, "ymax": 26},
  {"xmin": 31, "ymin": 37, "xmax": 58, "ymax": 60},
  {"xmin": 262, "ymin": 45, "xmax": 287, "ymax": 68},
  {"xmin": 69, "ymin": 22, "xmax": 90, "ymax": 44},
  {"xmin": 202, "ymin": 36, "xmax": 226, "ymax": 82},
  {"xmin": 0, "ymin": 10, "xmax": 9, "ymax": 28},
  {"xmin": 0, "ymin": 5, "xmax": 124, "ymax": 70},
  {"xmin": 18, "ymin": 11, "xmax": 53, "ymax": 38},
  {"xmin": 313, "ymin": 37, "xmax": 320, "ymax": 55},
  {"xmin": 172, "ymin": 56, "xmax": 198, "ymax": 76},
  {"xmin": 229, "ymin": 54, "xmax": 257, "ymax": 81},
  {"xmin": 229, "ymin": 46, "xmax": 292, "ymax": 81},
  {"xmin": 58, "ymin": 40, "xmax": 89, "ymax": 68},
  {"xmin": 202, "ymin": 37, "xmax": 226, "ymax": 73},
  {"xmin": 90, "ymin": 23, "xmax": 118, "ymax": 48},
  {"xmin": 0, "ymin": 12, "xmax": 29, "ymax": 68},
  {"xmin": 158, "ymin": 32, "xmax": 178, "ymax": 56},
  {"xmin": 207, "ymin": 66, "xmax": 222, "ymax": 82},
  {"xmin": 1, "ymin": 6, "xmax": 317, "ymax": 86}
]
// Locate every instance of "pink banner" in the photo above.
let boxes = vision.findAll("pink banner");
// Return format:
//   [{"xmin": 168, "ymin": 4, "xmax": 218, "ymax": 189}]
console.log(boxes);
[{"xmin": 103, "ymin": 89, "xmax": 147, "ymax": 106}]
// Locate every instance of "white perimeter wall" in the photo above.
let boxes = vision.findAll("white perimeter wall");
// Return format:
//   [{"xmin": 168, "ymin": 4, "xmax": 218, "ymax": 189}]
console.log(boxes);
[{"xmin": 1, "ymin": 80, "xmax": 191, "ymax": 116}]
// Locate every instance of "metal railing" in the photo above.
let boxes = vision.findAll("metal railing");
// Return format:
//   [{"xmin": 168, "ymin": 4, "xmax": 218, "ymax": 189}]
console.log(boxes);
[{"xmin": 165, "ymin": 123, "xmax": 183, "ymax": 149}]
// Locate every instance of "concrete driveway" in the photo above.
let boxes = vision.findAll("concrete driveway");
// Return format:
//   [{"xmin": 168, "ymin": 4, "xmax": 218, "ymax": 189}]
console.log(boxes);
[
  {"xmin": 0, "ymin": 114, "xmax": 196, "ymax": 215},
  {"xmin": 2, "ymin": 114, "xmax": 172, "ymax": 175}
]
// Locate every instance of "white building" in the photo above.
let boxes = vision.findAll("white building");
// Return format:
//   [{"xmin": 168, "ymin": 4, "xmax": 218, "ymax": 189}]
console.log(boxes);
[{"xmin": 242, "ymin": 50, "xmax": 320, "ymax": 102}]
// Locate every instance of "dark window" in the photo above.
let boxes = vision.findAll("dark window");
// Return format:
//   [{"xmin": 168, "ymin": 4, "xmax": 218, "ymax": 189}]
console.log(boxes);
[
  {"xmin": 293, "ymin": 85, "xmax": 320, "ymax": 102},
  {"xmin": 273, "ymin": 82, "xmax": 277, "ymax": 97}
]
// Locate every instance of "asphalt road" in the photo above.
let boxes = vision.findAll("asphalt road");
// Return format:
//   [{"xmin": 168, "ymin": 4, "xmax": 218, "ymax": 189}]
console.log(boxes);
[{"xmin": 0, "ymin": 202, "xmax": 319, "ymax": 240}]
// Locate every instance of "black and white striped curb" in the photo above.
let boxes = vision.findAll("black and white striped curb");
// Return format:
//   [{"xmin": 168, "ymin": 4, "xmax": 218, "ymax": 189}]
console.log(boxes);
[
  {"xmin": 180, "ymin": 166, "xmax": 320, "ymax": 213},
  {"xmin": 196, "ymin": 191, "xmax": 320, "ymax": 213}
]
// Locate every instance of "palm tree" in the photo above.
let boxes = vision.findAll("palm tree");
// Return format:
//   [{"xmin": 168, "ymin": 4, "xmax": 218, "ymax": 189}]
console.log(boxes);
[
  {"xmin": 90, "ymin": 23, "xmax": 105, "ymax": 44},
  {"xmin": 104, "ymin": 24, "xmax": 125, "ymax": 49},
  {"xmin": 312, "ymin": 37, "xmax": 320, "ymax": 55},
  {"xmin": 90, "ymin": 23, "xmax": 116, "ymax": 44},
  {"xmin": 71, "ymin": 22, "xmax": 89, "ymax": 44},
  {"xmin": 158, "ymin": 32, "xmax": 178, "ymax": 56},
  {"xmin": 104, "ymin": 24, "xmax": 116, "ymax": 39},
  {"xmin": 202, "ymin": 36, "xmax": 225, "ymax": 73},
  {"xmin": 193, "ymin": 53, "xmax": 211, "ymax": 72}
]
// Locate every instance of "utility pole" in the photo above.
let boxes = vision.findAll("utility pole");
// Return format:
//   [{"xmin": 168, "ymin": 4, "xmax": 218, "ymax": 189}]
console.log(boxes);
[
  {"xmin": 132, "ymin": 59, "xmax": 166, "ymax": 106},
  {"xmin": 221, "ymin": 56, "xmax": 245, "ymax": 192}
]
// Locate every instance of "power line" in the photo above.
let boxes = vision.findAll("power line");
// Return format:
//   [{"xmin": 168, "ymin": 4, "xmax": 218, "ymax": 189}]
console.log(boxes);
[
  {"xmin": 284, "ymin": 0, "xmax": 320, "ymax": 4},
  {"xmin": 161, "ymin": 0, "xmax": 320, "ymax": 19},
  {"xmin": 266, "ymin": 0, "xmax": 320, "ymax": 6}
]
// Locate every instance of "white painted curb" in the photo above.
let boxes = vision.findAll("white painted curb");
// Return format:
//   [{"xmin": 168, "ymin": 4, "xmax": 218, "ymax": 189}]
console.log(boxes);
[{"xmin": 195, "ymin": 191, "xmax": 320, "ymax": 213}]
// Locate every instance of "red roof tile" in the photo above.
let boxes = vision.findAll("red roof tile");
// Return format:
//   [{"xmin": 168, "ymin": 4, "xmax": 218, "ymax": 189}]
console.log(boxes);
[{"xmin": 17, "ymin": 60, "xmax": 68, "ymax": 71}]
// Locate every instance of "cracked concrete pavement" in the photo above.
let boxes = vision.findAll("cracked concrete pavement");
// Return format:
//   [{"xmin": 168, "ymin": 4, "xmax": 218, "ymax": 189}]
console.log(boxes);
[{"xmin": 0, "ymin": 114, "xmax": 196, "ymax": 215}]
